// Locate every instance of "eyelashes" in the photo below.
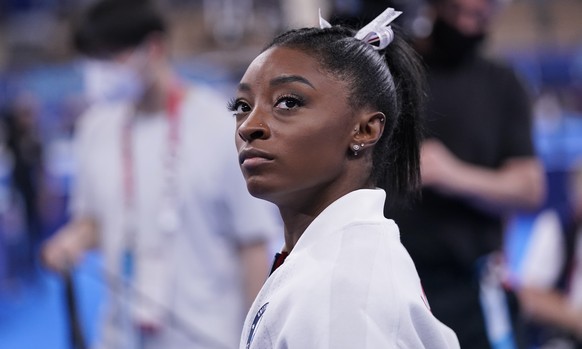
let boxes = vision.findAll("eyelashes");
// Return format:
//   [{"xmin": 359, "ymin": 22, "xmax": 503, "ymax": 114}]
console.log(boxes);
[
  {"xmin": 226, "ymin": 94, "xmax": 306, "ymax": 115},
  {"xmin": 226, "ymin": 97, "xmax": 252, "ymax": 114},
  {"xmin": 226, "ymin": 97, "xmax": 242, "ymax": 112},
  {"xmin": 275, "ymin": 94, "xmax": 305, "ymax": 110},
  {"xmin": 226, "ymin": 97, "xmax": 236, "ymax": 111}
]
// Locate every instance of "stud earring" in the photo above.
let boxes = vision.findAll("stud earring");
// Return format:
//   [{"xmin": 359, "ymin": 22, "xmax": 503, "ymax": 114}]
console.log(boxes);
[{"xmin": 352, "ymin": 143, "xmax": 365, "ymax": 155}]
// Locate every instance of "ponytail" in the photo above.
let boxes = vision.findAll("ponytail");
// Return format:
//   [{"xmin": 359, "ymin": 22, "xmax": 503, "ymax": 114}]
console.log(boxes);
[{"xmin": 376, "ymin": 26, "xmax": 426, "ymax": 207}]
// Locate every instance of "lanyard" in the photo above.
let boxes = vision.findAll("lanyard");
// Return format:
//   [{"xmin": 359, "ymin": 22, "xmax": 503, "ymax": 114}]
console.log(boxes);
[
  {"xmin": 118, "ymin": 84, "xmax": 185, "ymax": 349},
  {"xmin": 120, "ymin": 83, "xmax": 185, "ymax": 277}
]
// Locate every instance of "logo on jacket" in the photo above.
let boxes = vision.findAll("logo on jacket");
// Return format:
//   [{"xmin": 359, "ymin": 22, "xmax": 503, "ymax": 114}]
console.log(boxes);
[{"xmin": 246, "ymin": 302, "xmax": 269, "ymax": 349}]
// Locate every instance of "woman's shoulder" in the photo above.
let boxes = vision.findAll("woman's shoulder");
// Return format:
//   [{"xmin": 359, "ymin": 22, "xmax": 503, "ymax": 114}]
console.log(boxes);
[{"xmin": 325, "ymin": 222, "xmax": 424, "ymax": 300}]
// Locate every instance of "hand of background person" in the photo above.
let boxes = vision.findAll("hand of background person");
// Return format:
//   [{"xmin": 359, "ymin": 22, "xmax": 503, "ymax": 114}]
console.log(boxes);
[
  {"xmin": 517, "ymin": 287, "xmax": 582, "ymax": 341},
  {"xmin": 420, "ymin": 139, "xmax": 461, "ymax": 191},
  {"xmin": 420, "ymin": 139, "xmax": 545, "ymax": 212},
  {"xmin": 41, "ymin": 218, "xmax": 98, "ymax": 274}
]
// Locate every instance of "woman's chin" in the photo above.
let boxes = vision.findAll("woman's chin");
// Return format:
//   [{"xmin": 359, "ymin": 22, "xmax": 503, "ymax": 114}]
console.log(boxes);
[{"xmin": 246, "ymin": 180, "xmax": 275, "ymax": 202}]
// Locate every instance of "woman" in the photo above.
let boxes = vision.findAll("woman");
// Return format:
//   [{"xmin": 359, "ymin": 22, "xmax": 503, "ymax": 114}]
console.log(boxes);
[{"xmin": 229, "ymin": 8, "xmax": 460, "ymax": 348}]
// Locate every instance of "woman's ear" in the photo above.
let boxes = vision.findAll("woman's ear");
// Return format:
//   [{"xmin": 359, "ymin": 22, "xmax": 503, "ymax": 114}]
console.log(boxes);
[{"xmin": 352, "ymin": 111, "xmax": 386, "ymax": 146}]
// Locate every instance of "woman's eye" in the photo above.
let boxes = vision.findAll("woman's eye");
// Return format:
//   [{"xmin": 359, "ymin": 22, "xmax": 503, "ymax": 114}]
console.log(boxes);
[
  {"xmin": 275, "ymin": 97, "xmax": 302, "ymax": 110},
  {"xmin": 236, "ymin": 102, "xmax": 251, "ymax": 113},
  {"xmin": 227, "ymin": 99, "xmax": 251, "ymax": 114}
]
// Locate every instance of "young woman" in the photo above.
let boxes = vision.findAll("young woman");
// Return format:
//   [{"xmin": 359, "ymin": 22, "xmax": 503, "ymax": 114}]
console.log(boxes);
[{"xmin": 229, "ymin": 8, "xmax": 460, "ymax": 349}]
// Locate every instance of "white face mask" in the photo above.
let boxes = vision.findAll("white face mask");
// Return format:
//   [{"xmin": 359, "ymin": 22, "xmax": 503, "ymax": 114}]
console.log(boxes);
[{"xmin": 83, "ymin": 49, "xmax": 148, "ymax": 104}]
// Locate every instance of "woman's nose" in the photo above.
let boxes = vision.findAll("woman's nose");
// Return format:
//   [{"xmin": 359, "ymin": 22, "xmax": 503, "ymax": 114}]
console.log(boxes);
[{"xmin": 237, "ymin": 117, "xmax": 269, "ymax": 142}]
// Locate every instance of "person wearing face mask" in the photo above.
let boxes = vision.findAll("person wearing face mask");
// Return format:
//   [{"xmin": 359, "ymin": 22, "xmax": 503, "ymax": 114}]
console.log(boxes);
[
  {"xmin": 41, "ymin": 1, "xmax": 280, "ymax": 348},
  {"xmin": 385, "ymin": 0, "xmax": 546, "ymax": 348},
  {"xmin": 82, "ymin": 49, "xmax": 150, "ymax": 105}
]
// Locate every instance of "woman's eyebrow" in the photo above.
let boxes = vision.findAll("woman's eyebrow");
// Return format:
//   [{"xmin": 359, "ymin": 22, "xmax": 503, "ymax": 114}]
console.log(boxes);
[
  {"xmin": 237, "ymin": 82, "xmax": 252, "ymax": 92},
  {"xmin": 270, "ymin": 75, "xmax": 316, "ymax": 90},
  {"xmin": 237, "ymin": 75, "xmax": 316, "ymax": 92}
]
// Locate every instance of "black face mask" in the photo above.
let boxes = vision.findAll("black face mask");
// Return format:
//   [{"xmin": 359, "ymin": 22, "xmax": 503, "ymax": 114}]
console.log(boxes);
[{"xmin": 427, "ymin": 17, "xmax": 486, "ymax": 68}]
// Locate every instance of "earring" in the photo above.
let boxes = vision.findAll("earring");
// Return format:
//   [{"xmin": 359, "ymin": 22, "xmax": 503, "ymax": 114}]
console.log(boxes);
[{"xmin": 352, "ymin": 143, "xmax": 365, "ymax": 155}]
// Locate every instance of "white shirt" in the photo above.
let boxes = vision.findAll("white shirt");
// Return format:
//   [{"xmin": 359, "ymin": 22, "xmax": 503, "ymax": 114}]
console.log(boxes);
[
  {"xmin": 512, "ymin": 209, "xmax": 582, "ymax": 308},
  {"xmin": 70, "ymin": 84, "xmax": 280, "ymax": 349},
  {"xmin": 241, "ymin": 189, "xmax": 460, "ymax": 349}
]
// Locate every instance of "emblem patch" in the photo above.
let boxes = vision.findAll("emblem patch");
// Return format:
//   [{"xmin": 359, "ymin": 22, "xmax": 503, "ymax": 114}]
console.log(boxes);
[{"xmin": 246, "ymin": 302, "xmax": 269, "ymax": 348}]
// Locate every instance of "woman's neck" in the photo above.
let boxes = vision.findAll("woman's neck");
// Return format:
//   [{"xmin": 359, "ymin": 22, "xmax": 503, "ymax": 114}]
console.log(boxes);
[
  {"xmin": 277, "ymin": 168, "xmax": 375, "ymax": 252},
  {"xmin": 280, "ymin": 210, "xmax": 316, "ymax": 253},
  {"xmin": 278, "ymin": 187, "xmax": 357, "ymax": 252}
]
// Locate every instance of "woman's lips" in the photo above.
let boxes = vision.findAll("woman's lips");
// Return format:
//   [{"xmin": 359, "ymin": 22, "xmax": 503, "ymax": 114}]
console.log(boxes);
[{"xmin": 238, "ymin": 148, "xmax": 274, "ymax": 168}]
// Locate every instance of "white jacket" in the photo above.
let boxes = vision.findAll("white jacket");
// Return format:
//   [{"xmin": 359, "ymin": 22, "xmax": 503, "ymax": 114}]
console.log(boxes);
[{"xmin": 241, "ymin": 189, "xmax": 460, "ymax": 349}]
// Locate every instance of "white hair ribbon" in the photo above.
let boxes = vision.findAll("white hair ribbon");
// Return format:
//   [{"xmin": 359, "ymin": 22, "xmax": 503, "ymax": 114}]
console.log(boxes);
[
  {"xmin": 318, "ymin": 8, "xmax": 402, "ymax": 50},
  {"xmin": 318, "ymin": 8, "xmax": 332, "ymax": 29},
  {"xmin": 355, "ymin": 8, "xmax": 402, "ymax": 50}
]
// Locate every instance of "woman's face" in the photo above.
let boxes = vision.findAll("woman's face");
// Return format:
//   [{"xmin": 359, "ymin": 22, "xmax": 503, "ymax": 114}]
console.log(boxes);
[{"xmin": 232, "ymin": 46, "xmax": 357, "ymax": 208}]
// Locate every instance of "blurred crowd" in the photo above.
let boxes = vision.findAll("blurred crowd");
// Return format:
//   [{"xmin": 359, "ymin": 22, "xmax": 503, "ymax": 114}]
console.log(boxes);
[{"xmin": 0, "ymin": 0, "xmax": 581, "ymax": 349}]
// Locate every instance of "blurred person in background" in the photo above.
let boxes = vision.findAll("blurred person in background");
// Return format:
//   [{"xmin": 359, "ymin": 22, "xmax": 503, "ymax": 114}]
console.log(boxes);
[
  {"xmin": 41, "ymin": 0, "xmax": 279, "ymax": 348},
  {"xmin": 509, "ymin": 162, "xmax": 582, "ymax": 349},
  {"xmin": 386, "ymin": 0, "xmax": 546, "ymax": 348},
  {"xmin": 0, "ymin": 92, "xmax": 45, "ymax": 286}
]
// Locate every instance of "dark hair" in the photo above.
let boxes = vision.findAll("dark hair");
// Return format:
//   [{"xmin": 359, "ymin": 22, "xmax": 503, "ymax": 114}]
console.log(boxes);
[
  {"xmin": 73, "ymin": 0, "xmax": 166, "ymax": 57},
  {"xmin": 264, "ymin": 25, "xmax": 425, "ymax": 206}
]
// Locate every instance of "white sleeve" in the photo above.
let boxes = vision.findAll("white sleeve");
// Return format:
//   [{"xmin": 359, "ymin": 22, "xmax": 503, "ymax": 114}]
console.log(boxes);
[
  {"xmin": 68, "ymin": 110, "xmax": 98, "ymax": 219},
  {"xmin": 518, "ymin": 209, "xmax": 565, "ymax": 289}
]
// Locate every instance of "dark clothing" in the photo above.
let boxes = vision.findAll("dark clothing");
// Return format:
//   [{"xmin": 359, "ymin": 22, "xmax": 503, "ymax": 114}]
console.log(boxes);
[
  {"xmin": 387, "ymin": 53, "xmax": 535, "ymax": 349},
  {"xmin": 4, "ymin": 116, "xmax": 43, "ymax": 240}
]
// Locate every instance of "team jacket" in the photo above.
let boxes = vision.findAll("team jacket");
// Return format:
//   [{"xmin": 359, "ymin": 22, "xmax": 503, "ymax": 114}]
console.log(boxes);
[{"xmin": 241, "ymin": 189, "xmax": 460, "ymax": 348}]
